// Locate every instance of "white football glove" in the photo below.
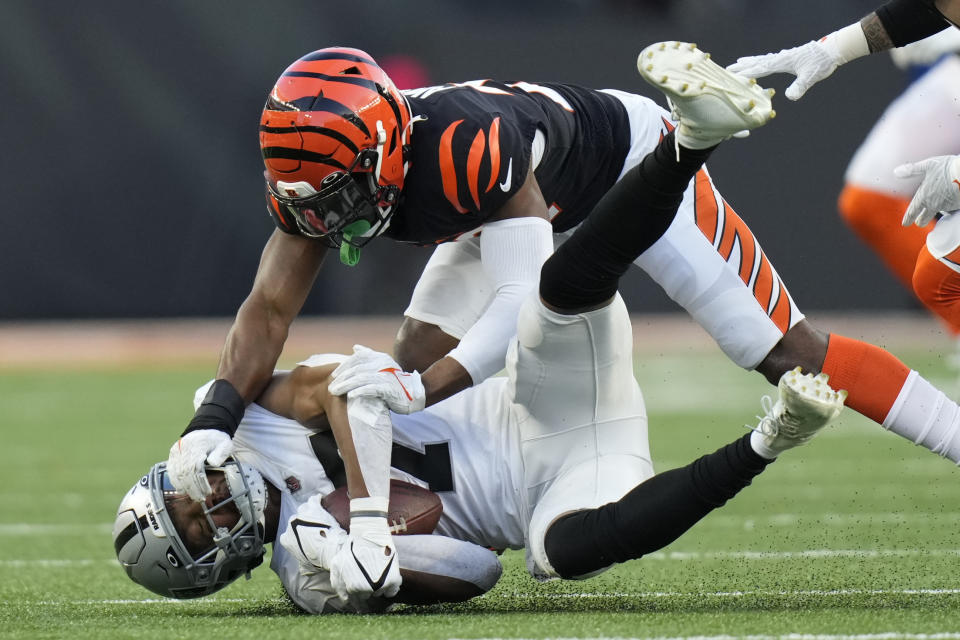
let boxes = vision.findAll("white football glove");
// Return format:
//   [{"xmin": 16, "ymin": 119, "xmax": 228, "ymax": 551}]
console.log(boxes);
[
  {"xmin": 330, "ymin": 497, "xmax": 401, "ymax": 605},
  {"xmin": 896, "ymin": 155, "xmax": 960, "ymax": 227},
  {"xmin": 166, "ymin": 429, "xmax": 233, "ymax": 501},
  {"xmin": 332, "ymin": 345, "xmax": 400, "ymax": 380},
  {"xmin": 329, "ymin": 346, "xmax": 425, "ymax": 415},
  {"xmin": 727, "ymin": 40, "xmax": 840, "ymax": 101},
  {"xmin": 279, "ymin": 497, "xmax": 348, "ymax": 572}
]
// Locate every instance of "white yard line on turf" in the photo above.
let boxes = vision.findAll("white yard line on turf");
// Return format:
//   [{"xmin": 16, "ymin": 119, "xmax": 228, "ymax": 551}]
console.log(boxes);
[
  {"xmin": 10, "ymin": 513, "xmax": 960, "ymax": 537},
  {"xmin": 8, "ymin": 549, "xmax": 960, "ymax": 568},
  {"xmin": 21, "ymin": 588, "xmax": 960, "ymax": 604},
  {"xmin": 0, "ymin": 523, "xmax": 112, "ymax": 535},
  {"xmin": 449, "ymin": 635, "xmax": 960, "ymax": 640},
  {"xmin": 32, "ymin": 598, "xmax": 249, "ymax": 605}
]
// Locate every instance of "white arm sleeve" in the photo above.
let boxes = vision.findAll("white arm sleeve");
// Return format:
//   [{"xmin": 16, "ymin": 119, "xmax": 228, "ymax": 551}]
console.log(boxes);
[
  {"xmin": 345, "ymin": 395, "xmax": 393, "ymax": 501},
  {"xmin": 447, "ymin": 216, "xmax": 553, "ymax": 383}
]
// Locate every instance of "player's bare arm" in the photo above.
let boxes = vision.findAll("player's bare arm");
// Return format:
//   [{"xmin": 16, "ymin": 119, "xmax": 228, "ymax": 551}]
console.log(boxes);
[
  {"xmin": 264, "ymin": 359, "xmax": 401, "ymax": 599},
  {"xmin": 167, "ymin": 230, "xmax": 329, "ymax": 503},
  {"xmin": 258, "ymin": 363, "xmax": 372, "ymax": 498},
  {"xmin": 218, "ymin": 230, "xmax": 327, "ymax": 403},
  {"xmin": 859, "ymin": 12, "xmax": 896, "ymax": 52},
  {"xmin": 417, "ymin": 164, "xmax": 551, "ymax": 407}
]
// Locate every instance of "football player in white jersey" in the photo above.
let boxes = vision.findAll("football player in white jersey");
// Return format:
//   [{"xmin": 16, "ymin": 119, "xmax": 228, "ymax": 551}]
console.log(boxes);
[{"xmin": 115, "ymin": 46, "xmax": 846, "ymax": 614}]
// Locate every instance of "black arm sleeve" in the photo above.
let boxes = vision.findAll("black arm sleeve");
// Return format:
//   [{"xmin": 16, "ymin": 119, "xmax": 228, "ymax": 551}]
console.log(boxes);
[{"xmin": 875, "ymin": 0, "xmax": 950, "ymax": 47}]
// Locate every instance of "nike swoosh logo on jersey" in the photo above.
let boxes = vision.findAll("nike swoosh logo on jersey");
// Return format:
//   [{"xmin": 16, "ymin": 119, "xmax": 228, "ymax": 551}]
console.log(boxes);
[{"xmin": 499, "ymin": 158, "xmax": 513, "ymax": 192}]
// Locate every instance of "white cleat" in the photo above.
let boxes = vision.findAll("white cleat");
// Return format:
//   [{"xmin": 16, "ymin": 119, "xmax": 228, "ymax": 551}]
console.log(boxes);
[
  {"xmin": 751, "ymin": 366, "xmax": 847, "ymax": 458},
  {"xmin": 637, "ymin": 41, "xmax": 776, "ymax": 149}
]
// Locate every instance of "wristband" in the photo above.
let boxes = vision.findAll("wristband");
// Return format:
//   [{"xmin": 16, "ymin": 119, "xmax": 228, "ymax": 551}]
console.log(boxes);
[
  {"xmin": 820, "ymin": 23, "xmax": 870, "ymax": 64},
  {"xmin": 349, "ymin": 496, "xmax": 389, "ymax": 520},
  {"xmin": 181, "ymin": 379, "xmax": 246, "ymax": 437},
  {"xmin": 349, "ymin": 496, "xmax": 391, "ymax": 539}
]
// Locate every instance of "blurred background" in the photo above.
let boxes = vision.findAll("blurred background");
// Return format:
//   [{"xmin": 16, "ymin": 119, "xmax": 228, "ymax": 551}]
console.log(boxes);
[{"xmin": 0, "ymin": 0, "xmax": 921, "ymax": 321}]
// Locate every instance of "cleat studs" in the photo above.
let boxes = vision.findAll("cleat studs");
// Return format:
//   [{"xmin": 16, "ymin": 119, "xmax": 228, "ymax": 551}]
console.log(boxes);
[
  {"xmin": 646, "ymin": 64, "xmax": 654, "ymax": 71},
  {"xmin": 680, "ymin": 83, "xmax": 689, "ymax": 92},
  {"xmin": 658, "ymin": 43, "xmax": 666, "ymax": 51},
  {"xmin": 769, "ymin": 109, "xmax": 777, "ymax": 120},
  {"xmin": 686, "ymin": 62, "xmax": 694, "ymax": 70},
  {"xmin": 660, "ymin": 75, "xmax": 668, "ymax": 83},
  {"xmin": 704, "ymin": 52, "xmax": 711, "ymax": 59},
  {"xmin": 647, "ymin": 51, "xmax": 654, "ymax": 59},
  {"xmin": 745, "ymin": 100, "xmax": 756, "ymax": 111},
  {"xmin": 766, "ymin": 88, "xmax": 776, "ymax": 97}
]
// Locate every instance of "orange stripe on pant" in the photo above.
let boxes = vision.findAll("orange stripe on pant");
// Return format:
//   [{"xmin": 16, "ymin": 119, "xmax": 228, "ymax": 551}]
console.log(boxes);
[
  {"xmin": 913, "ymin": 245, "xmax": 960, "ymax": 333},
  {"xmin": 693, "ymin": 170, "xmax": 791, "ymax": 334},
  {"xmin": 693, "ymin": 170, "xmax": 719, "ymax": 244},
  {"xmin": 838, "ymin": 185, "xmax": 929, "ymax": 291},
  {"xmin": 821, "ymin": 334, "xmax": 910, "ymax": 424}
]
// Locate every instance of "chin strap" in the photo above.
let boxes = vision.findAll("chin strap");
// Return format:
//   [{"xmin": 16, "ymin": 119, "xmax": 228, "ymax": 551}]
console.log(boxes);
[{"xmin": 340, "ymin": 220, "xmax": 373, "ymax": 266}]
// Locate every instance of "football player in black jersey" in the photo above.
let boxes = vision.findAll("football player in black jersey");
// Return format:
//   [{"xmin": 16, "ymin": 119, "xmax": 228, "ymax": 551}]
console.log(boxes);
[{"xmin": 168, "ymin": 43, "xmax": 960, "ymax": 505}]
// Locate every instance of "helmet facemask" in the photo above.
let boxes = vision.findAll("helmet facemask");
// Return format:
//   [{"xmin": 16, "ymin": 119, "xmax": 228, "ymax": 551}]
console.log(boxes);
[{"xmin": 268, "ymin": 143, "xmax": 398, "ymax": 247}]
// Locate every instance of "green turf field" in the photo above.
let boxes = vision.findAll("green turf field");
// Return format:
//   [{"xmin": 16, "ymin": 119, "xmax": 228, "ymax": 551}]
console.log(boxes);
[{"xmin": 3, "ymin": 340, "xmax": 960, "ymax": 639}]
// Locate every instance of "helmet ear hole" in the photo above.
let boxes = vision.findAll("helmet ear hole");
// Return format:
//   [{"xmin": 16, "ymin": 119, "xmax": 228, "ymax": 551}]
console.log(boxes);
[{"xmin": 340, "ymin": 66, "xmax": 362, "ymax": 75}]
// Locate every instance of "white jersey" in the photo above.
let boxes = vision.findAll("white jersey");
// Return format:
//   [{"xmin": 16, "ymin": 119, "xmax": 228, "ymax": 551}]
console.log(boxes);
[
  {"xmin": 196, "ymin": 290, "xmax": 654, "ymax": 610},
  {"xmin": 193, "ymin": 368, "xmax": 528, "ymax": 613},
  {"xmin": 195, "ymin": 373, "xmax": 530, "ymax": 548}
]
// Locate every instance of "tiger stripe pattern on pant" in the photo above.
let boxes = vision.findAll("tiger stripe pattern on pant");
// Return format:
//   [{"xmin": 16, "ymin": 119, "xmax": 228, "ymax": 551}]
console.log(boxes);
[{"xmin": 692, "ymin": 169, "xmax": 792, "ymax": 334}]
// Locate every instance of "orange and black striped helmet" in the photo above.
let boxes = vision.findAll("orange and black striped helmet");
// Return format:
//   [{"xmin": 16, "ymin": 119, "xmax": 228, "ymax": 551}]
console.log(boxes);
[{"xmin": 260, "ymin": 47, "xmax": 412, "ymax": 247}]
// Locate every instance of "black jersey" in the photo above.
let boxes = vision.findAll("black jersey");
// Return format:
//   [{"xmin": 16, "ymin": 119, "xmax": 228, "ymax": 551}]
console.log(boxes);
[{"xmin": 385, "ymin": 81, "xmax": 631, "ymax": 244}]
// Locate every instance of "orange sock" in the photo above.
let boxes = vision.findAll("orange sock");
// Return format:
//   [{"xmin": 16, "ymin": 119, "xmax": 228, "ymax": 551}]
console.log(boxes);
[
  {"xmin": 838, "ymin": 185, "xmax": 929, "ymax": 290},
  {"xmin": 820, "ymin": 334, "xmax": 910, "ymax": 424},
  {"xmin": 913, "ymin": 246, "xmax": 960, "ymax": 333}
]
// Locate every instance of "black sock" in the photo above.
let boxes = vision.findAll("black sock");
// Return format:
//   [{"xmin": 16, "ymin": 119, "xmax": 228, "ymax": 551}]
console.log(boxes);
[
  {"xmin": 540, "ymin": 131, "xmax": 716, "ymax": 310},
  {"xmin": 544, "ymin": 433, "xmax": 770, "ymax": 578}
]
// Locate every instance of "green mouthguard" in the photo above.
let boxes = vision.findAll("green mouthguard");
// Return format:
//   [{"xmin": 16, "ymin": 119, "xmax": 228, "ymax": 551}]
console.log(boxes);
[{"xmin": 339, "ymin": 220, "xmax": 372, "ymax": 266}]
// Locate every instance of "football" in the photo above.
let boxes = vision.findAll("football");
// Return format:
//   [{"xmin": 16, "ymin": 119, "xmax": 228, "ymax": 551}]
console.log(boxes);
[{"xmin": 320, "ymin": 479, "xmax": 443, "ymax": 535}]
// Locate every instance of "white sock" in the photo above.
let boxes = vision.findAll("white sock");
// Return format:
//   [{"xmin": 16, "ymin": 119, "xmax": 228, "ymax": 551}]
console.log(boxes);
[
  {"xmin": 883, "ymin": 371, "xmax": 960, "ymax": 463},
  {"xmin": 749, "ymin": 429, "xmax": 780, "ymax": 461}
]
